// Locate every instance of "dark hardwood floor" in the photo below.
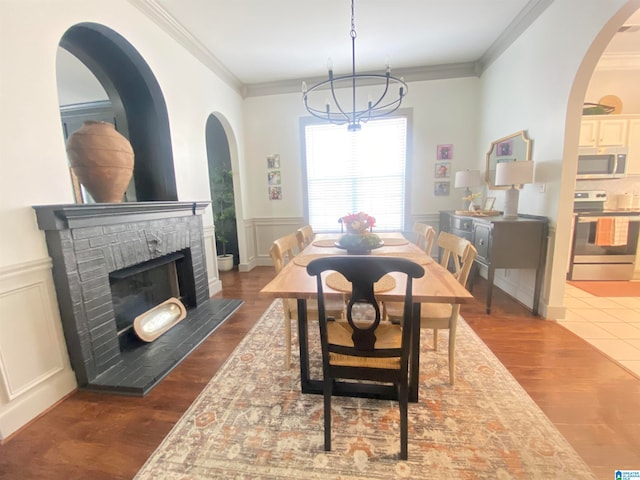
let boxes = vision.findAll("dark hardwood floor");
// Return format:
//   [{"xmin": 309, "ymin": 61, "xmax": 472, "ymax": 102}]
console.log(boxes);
[{"xmin": 1, "ymin": 267, "xmax": 639, "ymax": 479}]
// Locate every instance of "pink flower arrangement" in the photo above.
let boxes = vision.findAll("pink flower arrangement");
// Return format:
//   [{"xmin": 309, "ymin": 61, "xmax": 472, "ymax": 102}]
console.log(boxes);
[{"xmin": 341, "ymin": 212, "xmax": 376, "ymax": 235}]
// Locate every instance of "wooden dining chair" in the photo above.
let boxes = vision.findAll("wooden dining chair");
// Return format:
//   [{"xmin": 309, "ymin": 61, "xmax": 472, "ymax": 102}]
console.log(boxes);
[
  {"xmin": 295, "ymin": 224, "xmax": 315, "ymax": 251},
  {"xmin": 307, "ymin": 256, "xmax": 425, "ymax": 460},
  {"xmin": 269, "ymin": 233, "xmax": 344, "ymax": 369},
  {"xmin": 385, "ymin": 231, "xmax": 477, "ymax": 385},
  {"xmin": 413, "ymin": 222, "xmax": 436, "ymax": 255}
]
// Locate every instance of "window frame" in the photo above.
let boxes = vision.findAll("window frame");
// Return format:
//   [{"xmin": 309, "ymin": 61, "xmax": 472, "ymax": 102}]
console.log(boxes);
[{"xmin": 299, "ymin": 110, "xmax": 413, "ymax": 233}]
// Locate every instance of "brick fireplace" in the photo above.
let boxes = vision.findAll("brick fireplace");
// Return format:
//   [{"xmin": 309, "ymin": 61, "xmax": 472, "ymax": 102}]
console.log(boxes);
[{"xmin": 33, "ymin": 202, "xmax": 242, "ymax": 395}]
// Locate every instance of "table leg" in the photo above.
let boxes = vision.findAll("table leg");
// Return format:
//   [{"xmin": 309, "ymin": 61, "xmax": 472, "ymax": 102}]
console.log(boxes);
[
  {"xmin": 409, "ymin": 302, "xmax": 421, "ymax": 403},
  {"xmin": 297, "ymin": 299, "xmax": 311, "ymax": 390}
]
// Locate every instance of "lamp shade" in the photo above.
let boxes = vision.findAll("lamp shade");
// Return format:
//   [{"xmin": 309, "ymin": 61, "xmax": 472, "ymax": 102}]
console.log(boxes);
[
  {"xmin": 495, "ymin": 161, "xmax": 534, "ymax": 186},
  {"xmin": 454, "ymin": 170, "xmax": 482, "ymax": 188}
]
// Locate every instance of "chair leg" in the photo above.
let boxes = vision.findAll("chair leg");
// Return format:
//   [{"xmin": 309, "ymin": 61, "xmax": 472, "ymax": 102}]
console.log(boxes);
[
  {"xmin": 324, "ymin": 379, "xmax": 333, "ymax": 451},
  {"xmin": 284, "ymin": 313, "xmax": 291, "ymax": 369},
  {"xmin": 398, "ymin": 381, "xmax": 408, "ymax": 460},
  {"xmin": 448, "ymin": 317, "xmax": 458, "ymax": 385}
]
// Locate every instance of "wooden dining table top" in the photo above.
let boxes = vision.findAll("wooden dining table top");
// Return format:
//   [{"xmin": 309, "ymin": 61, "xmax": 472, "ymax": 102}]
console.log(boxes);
[{"xmin": 260, "ymin": 233, "xmax": 474, "ymax": 305}]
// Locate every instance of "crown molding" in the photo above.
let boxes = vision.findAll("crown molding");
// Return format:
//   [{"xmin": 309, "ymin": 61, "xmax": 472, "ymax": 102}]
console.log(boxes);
[
  {"xmin": 596, "ymin": 52, "xmax": 640, "ymax": 71},
  {"xmin": 244, "ymin": 62, "xmax": 479, "ymax": 98},
  {"xmin": 128, "ymin": 0, "xmax": 243, "ymax": 95},
  {"xmin": 477, "ymin": 0, "xmax": 553, "ymax": 74}
]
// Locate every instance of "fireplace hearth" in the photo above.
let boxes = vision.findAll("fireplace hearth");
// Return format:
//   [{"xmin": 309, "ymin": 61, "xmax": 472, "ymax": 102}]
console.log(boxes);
[{"xmin": 33, "ymin": 202, "xmax": 242, "ymax": 395}]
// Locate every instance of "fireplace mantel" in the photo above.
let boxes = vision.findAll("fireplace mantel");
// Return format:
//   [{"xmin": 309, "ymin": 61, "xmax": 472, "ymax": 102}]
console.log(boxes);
[{"xmin": 33, "ymin": 201, "xmax": 210, "ymax": 230}]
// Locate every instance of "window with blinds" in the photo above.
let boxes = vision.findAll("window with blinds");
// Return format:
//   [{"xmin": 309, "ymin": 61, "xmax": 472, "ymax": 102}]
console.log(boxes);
[{"xmin": 302, "ymin": 116, "xmax": 408, "ymax": 232}]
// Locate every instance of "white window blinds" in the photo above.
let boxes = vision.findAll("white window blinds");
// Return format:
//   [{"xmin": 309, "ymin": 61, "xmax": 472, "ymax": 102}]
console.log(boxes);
[{"xmin": 303, "ymin": 117, "xmax": 407, "ymax": 232}]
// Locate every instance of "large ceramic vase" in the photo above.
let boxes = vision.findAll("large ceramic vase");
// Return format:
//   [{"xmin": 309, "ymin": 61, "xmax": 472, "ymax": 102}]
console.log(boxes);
[{"xmin": 66, "ymin": 121, "xmax": 135, "ymax": 203}]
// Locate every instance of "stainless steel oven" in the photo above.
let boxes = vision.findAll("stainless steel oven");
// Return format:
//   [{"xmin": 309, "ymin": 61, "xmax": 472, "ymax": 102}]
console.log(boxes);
[
  {"xmin": 569, "ymin": 190, "xmax": 640, "ymax": 280},
  {"xmin": 569, "ymin": 215, "xmax": 640, "ymax": 280}
]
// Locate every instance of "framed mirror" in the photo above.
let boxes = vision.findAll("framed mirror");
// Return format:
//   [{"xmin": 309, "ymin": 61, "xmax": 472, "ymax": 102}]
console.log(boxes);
[{"xmin": 485, "ymin": 130, "xmax": 532, "ymax": 190}]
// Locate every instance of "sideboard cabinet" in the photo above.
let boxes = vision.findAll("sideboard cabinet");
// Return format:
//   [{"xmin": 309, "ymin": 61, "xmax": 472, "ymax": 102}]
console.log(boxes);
[{"xmin": 439, "ymin": 211, "xmax": 548, "ymax": 315}]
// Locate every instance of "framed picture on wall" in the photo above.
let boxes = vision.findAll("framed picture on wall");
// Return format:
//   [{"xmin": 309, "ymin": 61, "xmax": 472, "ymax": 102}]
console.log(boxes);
[
  {"xmin": 434, "ymin": 162, "xmax": 451, "ymax": 178},
  {"xmin": 269, "ymin": 186, "xmax": 282, "ymax": 200},
  {"xmin": 267, "ymin": 154, "xmax": 280, "ymax": 169},
  {"xmin": 267, "ymin": 170, "xmax": 281, "ymax": 185},
  {"xmin": 437, "ymin": 144, "xmax": 453, "ymax": 160},
  {"xmin": 434, "ymin": 181, "xmax": 450, "ymax": 196}
]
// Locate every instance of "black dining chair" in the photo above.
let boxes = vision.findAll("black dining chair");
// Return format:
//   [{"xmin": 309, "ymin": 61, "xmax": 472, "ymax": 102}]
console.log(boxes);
[{"xmin": 306, "ymin": 256, "xmax": 425, "ymax": 460}]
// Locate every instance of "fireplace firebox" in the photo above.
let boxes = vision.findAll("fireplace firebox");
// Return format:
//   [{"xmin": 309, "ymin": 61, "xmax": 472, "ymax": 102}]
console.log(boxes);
[{"xmin": 33, "ymin": 202, "xmax": 242, "ymax": 395}]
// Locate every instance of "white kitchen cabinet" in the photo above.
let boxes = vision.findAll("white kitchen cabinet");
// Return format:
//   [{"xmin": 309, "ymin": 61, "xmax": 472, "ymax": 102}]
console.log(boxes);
[
  {"xmin": 627, "ymin": 118, "xmax": 640, "ymax": 175},
  {"xmin": 579, "ymin": 116, "xmax": 628, "ymax": 147},
  {"xmin": 579, "ymin": 119, "xmax": 599, "ymax": 147},
  {"xmin": 598, "ymin": 118, "xmax": 628, "ymax": 146}
]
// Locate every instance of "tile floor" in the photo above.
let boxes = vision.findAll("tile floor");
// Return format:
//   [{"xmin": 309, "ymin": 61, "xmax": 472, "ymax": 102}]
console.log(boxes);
[{"xmin": 560, "ymin": 282, "xmax": 640, "ymax": 377}]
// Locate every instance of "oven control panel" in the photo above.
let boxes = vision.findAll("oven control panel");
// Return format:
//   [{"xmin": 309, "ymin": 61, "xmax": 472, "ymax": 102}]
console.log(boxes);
[
  {"xmin": 574, "ymin": 190, "xmax": 607, "ymax": 202},
  {"xmin": 574, "ymin": 190, "xmax": 607, "ymax": 212}
]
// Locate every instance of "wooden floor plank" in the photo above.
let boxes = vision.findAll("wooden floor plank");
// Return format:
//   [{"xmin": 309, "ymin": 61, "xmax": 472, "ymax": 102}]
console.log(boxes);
[{"xmin": 1, "ymin": 266, "xmax": 638, "ymax": 480}]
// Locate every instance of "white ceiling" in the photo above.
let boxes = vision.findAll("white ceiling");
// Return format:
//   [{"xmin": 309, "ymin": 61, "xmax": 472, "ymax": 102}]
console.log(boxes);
[
  {"xmin": 57, "ymin": 1, "xmax": 640, "ymax": 105},
  {"xmin": 152, "ymin": 0, "xmax": 543, "ymax": 86}
]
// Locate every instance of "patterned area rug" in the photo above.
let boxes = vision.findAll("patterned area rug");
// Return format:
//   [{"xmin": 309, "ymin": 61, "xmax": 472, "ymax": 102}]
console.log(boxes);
[{"xmin": 135, "ymin": 301, "xmax": 596, "ymax": 479}]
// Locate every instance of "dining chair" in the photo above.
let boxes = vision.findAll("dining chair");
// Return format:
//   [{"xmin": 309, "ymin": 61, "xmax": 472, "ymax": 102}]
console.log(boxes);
[
  {"xmin": 385, "ymin": 231, "xmax": 477, "ymax": 385},
  {"xmin": 295, "ymin": 224, "xmax": 315, "ymax": 251},
  {"xmin": 413, "ymin": 222, "xmax": 436, "ymax": 255},
  {"xmin": 306, "ymin": 256, "xmax": 425, "ymax": 460},
  {"xmin": 269, "ymin": 233, "xmax": 344, "ymax": 369}
]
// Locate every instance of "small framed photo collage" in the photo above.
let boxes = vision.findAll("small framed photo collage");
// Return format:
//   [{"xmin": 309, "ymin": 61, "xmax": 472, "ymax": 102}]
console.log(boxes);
[
  {"xmin": 434, "ymin": 144, "xmax": 452, "ymax": 196},
  {"xmin": 267, "ymin": 154, "xmax": 282, "ymax": 200}
]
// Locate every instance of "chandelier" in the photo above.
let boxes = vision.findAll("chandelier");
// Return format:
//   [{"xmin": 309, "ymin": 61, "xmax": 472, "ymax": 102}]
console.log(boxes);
[{"xmin": 302, "ymin": 0, "xmax": 408, "ymax": 132}]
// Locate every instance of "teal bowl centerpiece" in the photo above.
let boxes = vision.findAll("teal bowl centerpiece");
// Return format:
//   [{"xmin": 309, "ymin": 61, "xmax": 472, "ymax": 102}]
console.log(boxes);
[{"xmin": 337, "ymin": 212, "xmax": 383, "ymax": 254}]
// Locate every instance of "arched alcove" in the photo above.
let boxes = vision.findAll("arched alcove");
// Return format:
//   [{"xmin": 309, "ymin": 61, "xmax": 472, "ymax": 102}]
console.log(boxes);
[
  {"xmin": 206, "ymin": 114, "xmax": 239, "ymax": 266},
  {"xmin": 58, "ymin": 23, "xmax": 177, "ymax": 201}
]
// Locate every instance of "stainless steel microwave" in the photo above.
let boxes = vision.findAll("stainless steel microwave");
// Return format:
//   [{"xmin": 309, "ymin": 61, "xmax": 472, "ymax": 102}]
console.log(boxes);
[{"xmin": 577, "ymin": 147, "xmax": 628, "ymax": 179}]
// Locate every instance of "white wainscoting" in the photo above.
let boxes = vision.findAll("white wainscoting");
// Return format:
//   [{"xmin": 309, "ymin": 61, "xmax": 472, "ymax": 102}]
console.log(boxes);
[
  {"xmin": 203, "ymin": 226, "xmax": 222, "ymax": 296},
  {"xmin": 238, "ymin": 219, "xmax": 257, "ymax": 272},
  {"xmin": 250, "ymin": 217, "xmax": 306, "ymax": 267},
  {"xmin": 0, "ymin": 259, "xmax": 76, "ymax": 440}
]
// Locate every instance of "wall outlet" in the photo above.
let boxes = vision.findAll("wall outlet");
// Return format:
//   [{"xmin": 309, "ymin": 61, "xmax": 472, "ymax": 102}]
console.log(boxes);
[{"xmin": 536, "ymin": 183, "xmax": 546, "ymax": 193}]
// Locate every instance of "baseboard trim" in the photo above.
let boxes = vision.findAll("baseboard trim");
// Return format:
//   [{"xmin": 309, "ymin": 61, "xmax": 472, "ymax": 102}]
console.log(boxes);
[{"xmin": 0, "ymin": 369, "xmax": 77, "ymax": 441}]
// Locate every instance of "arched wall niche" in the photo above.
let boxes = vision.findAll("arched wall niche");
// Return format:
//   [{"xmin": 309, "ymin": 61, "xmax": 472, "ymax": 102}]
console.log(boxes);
[
  {"xmin": 59, "ymin": 22, "xmax": 177, "ymax": 201},
  {"xmin": 206, "ymin": 113, "xmax": 241, "ymax": 266}
]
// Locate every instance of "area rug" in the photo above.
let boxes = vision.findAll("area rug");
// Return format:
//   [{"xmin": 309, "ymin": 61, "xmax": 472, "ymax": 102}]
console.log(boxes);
[
  {"xmin": 134, "ymin": 300, "xmax": 596, "ymax": 479},
  {"xmin": 568, "ymin": 280, "xmax": 640, "ymax": 297}
]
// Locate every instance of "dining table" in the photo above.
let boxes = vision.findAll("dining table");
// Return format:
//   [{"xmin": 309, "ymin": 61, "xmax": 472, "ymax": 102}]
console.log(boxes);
[{"xmin": 259, "ymin": 232, "xmax": 474, "ymax": 402}]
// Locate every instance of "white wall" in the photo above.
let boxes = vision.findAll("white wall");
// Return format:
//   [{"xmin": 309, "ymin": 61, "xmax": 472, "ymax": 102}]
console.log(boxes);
[
  {"xmin": 0, "ymin": 0, "xmax": 245, "ymax": 439},
  {"xmin": 242, "ymin": 77, "xmax": 481, "ymax": 262}
]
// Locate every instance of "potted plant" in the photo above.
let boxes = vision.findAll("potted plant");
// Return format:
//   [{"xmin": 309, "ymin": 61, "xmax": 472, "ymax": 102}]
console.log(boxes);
[{"xmin": 212, "ymin": 167, "xmax": 236, "ymax": 272}]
